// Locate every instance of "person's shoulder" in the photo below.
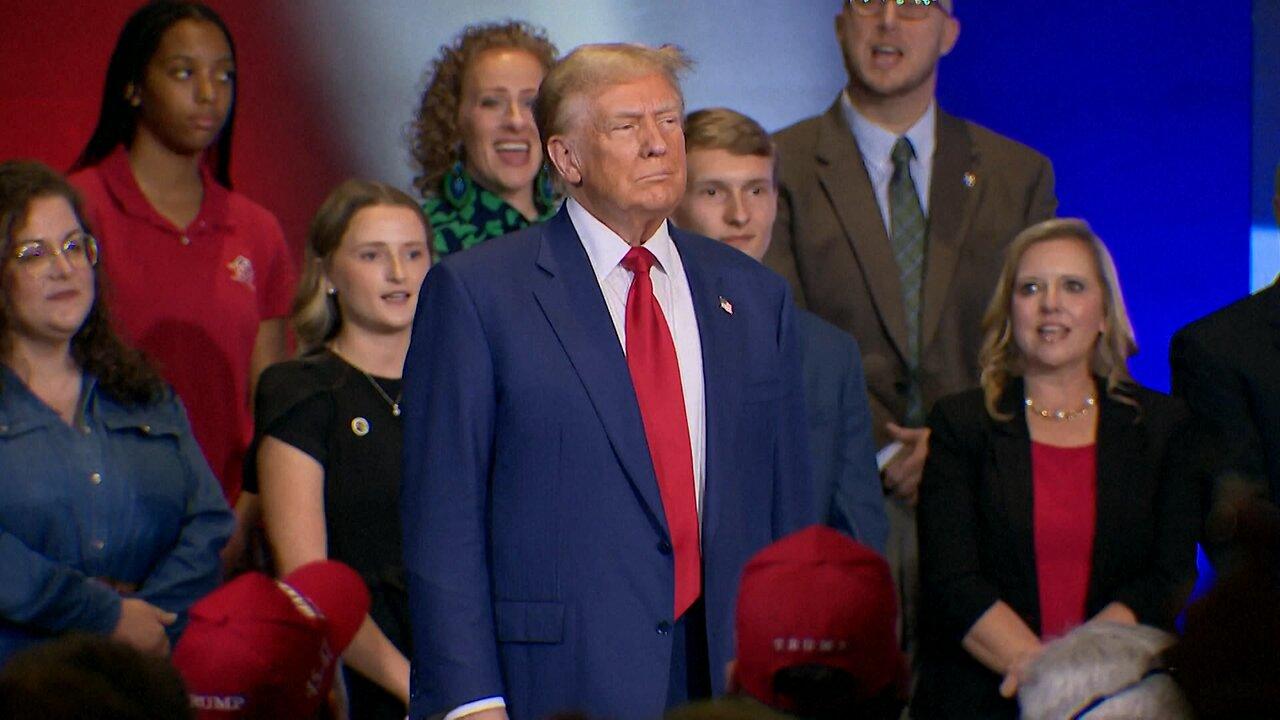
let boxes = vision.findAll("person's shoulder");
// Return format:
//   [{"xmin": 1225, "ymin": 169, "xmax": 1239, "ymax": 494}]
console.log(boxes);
[
  {"xmin": 1175, "ymin": 283, "xmax": 1277, "ymax": 349},
  {"xmin": 948, "ymin": 112, "xmax": 1051, "ymax": 168},
  {"xmin": 259, "ymin": 354, "xmax": 344, "ymax": 399},
  {"xmin": 676, "ymin": 229, "xmax": 789, "ymax": 294},
  {"xmin": 1116, "ymin": 382, "xmax": 1191, "ymax": 427},
  {"xmin": 435, "ymin": 219, "xmax": 545, "ymax": 278},
  {"xmin": 798, "ymin": 309, "xmax": 859, "ymax": 354},
  {"xmin": 221, "ymin": 186, "xmax": 285, "ymax": 237},
  {"xmin": 773, "ymin": 111, "xmax": 827, "ymax": 148}
]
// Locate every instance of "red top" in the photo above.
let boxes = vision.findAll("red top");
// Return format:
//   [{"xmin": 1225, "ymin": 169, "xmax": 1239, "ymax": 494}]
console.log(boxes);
[
  {"xmin": 1031, "ymin": 441, "xmax": 1097, "ymax": 639},
  {"xmin": 70, "ymin": 148, "xmax": 296, "ymax": 503}
]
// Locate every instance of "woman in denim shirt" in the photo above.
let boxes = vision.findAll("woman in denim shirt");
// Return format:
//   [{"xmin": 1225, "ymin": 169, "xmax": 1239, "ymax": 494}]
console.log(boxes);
[{"xmin": 0, "ymin": 160, "xmax": 232, "ymax": 665}]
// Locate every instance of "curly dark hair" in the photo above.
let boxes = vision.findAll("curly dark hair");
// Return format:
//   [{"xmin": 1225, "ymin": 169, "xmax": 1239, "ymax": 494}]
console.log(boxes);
[
  {"xmin": 0, "ymin": 160, "xmax": 165, "ymax": 405},
  {"xmin": 409, "ymin": 20, "xmax": 558, "ymax": 198},
  {"xmin": 70, "ymin": 0, "xmax": 238, "ymax": 188}
]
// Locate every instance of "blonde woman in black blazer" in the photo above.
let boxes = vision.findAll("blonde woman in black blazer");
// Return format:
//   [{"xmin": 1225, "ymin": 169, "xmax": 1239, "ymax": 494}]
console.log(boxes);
[{"xmin": 913, "ymin": 219, "xmax": 1202, "ymax": 719}]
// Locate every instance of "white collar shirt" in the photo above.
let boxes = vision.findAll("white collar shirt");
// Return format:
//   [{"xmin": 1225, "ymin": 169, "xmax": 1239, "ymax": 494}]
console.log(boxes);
[
  {"xmin": 567, "ymin": 198, "xmax": 707, "ymax": 517},
  {"xmin": 842, "ymin": 91, "xmax": 937, "ymax": 234}
]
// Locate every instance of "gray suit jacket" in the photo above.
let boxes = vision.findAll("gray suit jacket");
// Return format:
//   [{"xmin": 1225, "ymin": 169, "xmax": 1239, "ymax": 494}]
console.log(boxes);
[{"xmin": 766, "ymin": 98, "xmax": 1057, "ymax": 442}]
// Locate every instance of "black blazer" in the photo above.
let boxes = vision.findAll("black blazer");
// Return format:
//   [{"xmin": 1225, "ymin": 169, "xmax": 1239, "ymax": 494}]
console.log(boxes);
[
  {"xmin": 912, "ymin": 379, "xmax": 1202, "ymax": 719},
  {"xmin": 1171, "ymin": 281, "xmax": 1280, "ymax": 508}
]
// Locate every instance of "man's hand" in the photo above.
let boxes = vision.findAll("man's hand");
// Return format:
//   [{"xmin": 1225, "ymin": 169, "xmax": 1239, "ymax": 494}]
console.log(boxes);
[
  {"xmin": 882, "ymin": 422, "xmax": 930, "ymax": 505},
  {"xmin": 111, "ymin": 598, "xmax": 176, "ymax": 657}
]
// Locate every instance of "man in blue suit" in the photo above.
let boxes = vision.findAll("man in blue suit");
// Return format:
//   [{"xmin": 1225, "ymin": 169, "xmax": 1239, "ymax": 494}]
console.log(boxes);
[
  {"xmin": 401, "ymin": 44, "xmax": 814, "ymax": 720},
  {"xmin": 673, "ymin": 107, "xmax": 887, "ymax": 553}
]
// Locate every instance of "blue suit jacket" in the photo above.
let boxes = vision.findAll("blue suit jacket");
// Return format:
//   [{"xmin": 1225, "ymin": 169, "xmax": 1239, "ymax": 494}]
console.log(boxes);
[
  {"xmin": 401, "ymin": 207, "xmax": 814, "ymax": 720},
  {"xmin": 797, "ymin": 311, "xmax": 888, "ymax": 553}
]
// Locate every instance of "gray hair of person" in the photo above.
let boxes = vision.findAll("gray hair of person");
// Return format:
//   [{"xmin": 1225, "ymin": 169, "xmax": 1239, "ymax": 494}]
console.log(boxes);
[
  {"xmin": 534, "ymin": 43, "xmax": 692, "ymax": 154},
  {"xmin": 978, "ymin": 217, "xmax": 1138, "ymax": 420},
  {"xmin": 1018, "ymin": 622, "xmax": 1193, "ymax": 720}
]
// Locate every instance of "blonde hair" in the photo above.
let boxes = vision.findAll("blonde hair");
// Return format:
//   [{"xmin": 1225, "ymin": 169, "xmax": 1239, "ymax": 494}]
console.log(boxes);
[
  {"xmin": 534, "ymin": 43, "xmax": 692, "ymax": 155},
  {"xmin": 978, "ymin": 218, "xmax": 1138, "ymax": 420},
  {"xmin": 683, "ymin": 107, "xmax": 777, "ymax": 184},
  {"xmin": 293, "ymin": 180, "xmax": 430, "ymax": 353}
]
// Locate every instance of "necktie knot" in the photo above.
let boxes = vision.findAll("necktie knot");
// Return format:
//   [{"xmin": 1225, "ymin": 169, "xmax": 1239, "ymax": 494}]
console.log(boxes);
[
  {"xmin": 892, "ymin": 137, "xmax": 916, "ymax": 168},
  {"xmin": 622, "ymin": 246, "xmax": 657, "ymax": 276}
]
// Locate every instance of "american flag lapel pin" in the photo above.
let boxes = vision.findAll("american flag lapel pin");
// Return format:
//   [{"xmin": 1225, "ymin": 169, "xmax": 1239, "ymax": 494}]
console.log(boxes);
[{"xmin": 719, "ymin": 296, "xmax": 733, "ymax": 315}]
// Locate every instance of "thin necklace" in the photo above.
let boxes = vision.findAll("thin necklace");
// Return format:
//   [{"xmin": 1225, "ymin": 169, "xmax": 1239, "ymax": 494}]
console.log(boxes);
[
  {"xmin": 329, "ymin": 345, "xmax": 402, "ymax": 417},
  {"xmin": 1024, "ymin": 394, "xmax": 1096, "ymax": 421}
]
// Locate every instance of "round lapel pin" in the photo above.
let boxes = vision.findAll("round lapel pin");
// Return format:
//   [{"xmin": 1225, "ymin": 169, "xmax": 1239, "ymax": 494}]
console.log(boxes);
[{"xmin": 351, "ymin": 417, "xmax": 370, "ymax": 436}]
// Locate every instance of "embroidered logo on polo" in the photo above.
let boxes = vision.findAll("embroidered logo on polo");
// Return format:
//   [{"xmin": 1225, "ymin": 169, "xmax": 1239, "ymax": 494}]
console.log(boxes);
[{"xmin": 226, "ymin": 255, "xmax": 256, "ymax": 290}]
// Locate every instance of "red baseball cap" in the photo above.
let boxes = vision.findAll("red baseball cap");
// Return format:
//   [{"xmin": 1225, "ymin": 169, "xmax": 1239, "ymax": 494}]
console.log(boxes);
[
  {"xmin": 734, "ymin": 525, "xmax": 906, "ymax": 710},
  {"xmin": 173, "ymin": 560, "xmax": 370, "ymax": 718}
]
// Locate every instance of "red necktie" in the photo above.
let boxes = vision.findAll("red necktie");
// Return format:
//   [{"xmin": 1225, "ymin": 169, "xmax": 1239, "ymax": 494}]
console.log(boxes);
[{"xmin": 621, "ymin": 246, "xmax": 701, "ymax": 619}]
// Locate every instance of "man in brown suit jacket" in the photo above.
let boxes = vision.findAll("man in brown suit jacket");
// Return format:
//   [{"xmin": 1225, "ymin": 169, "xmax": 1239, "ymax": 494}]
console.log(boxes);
[{"xmin": 765, "ymin": 0, "xmax": 1056, "ymax": 652}]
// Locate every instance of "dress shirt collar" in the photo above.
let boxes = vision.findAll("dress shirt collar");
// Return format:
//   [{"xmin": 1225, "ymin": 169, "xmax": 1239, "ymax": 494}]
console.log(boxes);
[
  {"xmin": 841, "ymin": 90, "xmax": 937, "ymax": 169},
  {"xmin": 567, "ymin": 197, "xmax": 678, "ymax": 281}
]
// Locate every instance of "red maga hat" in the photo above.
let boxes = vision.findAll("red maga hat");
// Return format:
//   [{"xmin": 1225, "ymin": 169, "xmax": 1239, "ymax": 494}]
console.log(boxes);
[
  {"xmin": 173, "ymin": 560, "xmax": 370, "ymax": 718},
  {"xmin": 734, "ymin": 525, "xmax": 907, "ymax": 710}
]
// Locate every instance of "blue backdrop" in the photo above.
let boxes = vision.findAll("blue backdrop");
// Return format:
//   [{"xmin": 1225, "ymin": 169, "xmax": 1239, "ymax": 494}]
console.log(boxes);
[{"xmin": 936, "ymin": 4, "xmax": 1255, "ymax": 391}]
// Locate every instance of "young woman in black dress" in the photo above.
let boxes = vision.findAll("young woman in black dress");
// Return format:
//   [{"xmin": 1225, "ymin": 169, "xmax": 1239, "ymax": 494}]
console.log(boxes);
[{"xmin": 252, "ymin": 180, "xmax": 430, "ymax": 718}]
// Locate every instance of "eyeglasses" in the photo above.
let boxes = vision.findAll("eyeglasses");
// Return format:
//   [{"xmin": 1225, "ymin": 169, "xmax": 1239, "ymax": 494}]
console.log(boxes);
[
  {"xmin": 848, "ymin": 0, "xmax": 949, "ymax": 20},
  {"xmin": 11, "ymin": 232, "xmax": 99, "ymax": 272}
]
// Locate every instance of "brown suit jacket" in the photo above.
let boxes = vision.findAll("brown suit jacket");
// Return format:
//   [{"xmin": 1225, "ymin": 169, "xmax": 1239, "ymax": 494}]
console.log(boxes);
[{"xmin": 766, "ymin": 99, "xmax": 1057, "ymax": 443}]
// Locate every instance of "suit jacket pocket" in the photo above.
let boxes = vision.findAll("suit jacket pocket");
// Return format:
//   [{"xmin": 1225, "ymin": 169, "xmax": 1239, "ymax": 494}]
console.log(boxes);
[{"xmin": 494, "ymin": 600, "xmax": 565, "ymax": 644}]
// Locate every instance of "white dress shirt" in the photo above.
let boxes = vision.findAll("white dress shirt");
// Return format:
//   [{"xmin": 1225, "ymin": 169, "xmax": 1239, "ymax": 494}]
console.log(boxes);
[
  {"xmin": 568, "ymin": 197, "xmax": 707, "ymax": 516},
  {"xmin": 841, "ymin": 91, "xmax": 937, "ymax": 234}
]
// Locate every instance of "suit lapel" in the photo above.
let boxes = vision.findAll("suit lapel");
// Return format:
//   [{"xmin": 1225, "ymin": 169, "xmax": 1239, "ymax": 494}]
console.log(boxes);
[
  {"xmin": 814, "ymin": 100, "xmax": 911, "ymax": 362},
  {"xmin": 1088, "ymin": 388, "xmax": 1144, "ymax": 608},
  {"xmin": 674, "ymin": 232, "xmax": 743, "ymax": 551},
  {"xmin": 920, "ymin": 111, "xmax": 979, "ymax": 353},
  {"xmin": 530, "ymin": 209, "xmax": 669, "ymax": 530},
  {"xmin": 991, "ymin": 381, "xmax": 1038, "ymax": 602}
]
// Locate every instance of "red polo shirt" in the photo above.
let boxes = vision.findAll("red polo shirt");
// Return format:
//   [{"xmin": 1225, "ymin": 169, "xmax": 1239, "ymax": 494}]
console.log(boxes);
[{"xmin": 71, "ymin": 148, "xmax": 296, "ymax": 503}]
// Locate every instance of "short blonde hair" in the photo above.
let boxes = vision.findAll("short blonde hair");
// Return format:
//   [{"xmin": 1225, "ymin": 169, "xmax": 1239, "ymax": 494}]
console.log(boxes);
[
  {"xmin": 534, "ymin": 43, "xmax": 692, "ymax": 153},
  {"xmin": 978, "ymin": 218, "xmax": 1138, "ymax": 419},
  {"xmin": 293, "ymin": 180, "xmax": 430, "ymax": 353},
  {"xmin": 683, "ymin": 107, "xmax": 777, "ymax": 184}
]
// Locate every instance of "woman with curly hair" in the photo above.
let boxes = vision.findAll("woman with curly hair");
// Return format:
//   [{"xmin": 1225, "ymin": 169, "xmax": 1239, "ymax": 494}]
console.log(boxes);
[
  {"xmin": 410, "ymin": 21, "xmax": 559, "ymax": 257},
  {"xmin": 0, "ymin": 160, "xmax": 231, "ymax": 666}
]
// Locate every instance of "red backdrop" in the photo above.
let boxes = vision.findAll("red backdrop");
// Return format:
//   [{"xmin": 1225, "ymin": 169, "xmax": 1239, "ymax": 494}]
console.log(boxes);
[{"xmin": 0, "ymin": 0, "xmax": 351, "ymax": 259}]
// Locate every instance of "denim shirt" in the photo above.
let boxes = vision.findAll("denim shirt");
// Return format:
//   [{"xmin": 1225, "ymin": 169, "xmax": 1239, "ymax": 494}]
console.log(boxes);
[{"xmin": 0, "ymin": 366, "xmax": 233, "ymax": 665}]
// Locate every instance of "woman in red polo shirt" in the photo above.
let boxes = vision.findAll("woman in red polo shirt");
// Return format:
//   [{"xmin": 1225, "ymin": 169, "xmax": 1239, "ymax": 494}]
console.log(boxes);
[{"xmin": 68, "ymin": 1, "xmax": 294, "ymax": 548}]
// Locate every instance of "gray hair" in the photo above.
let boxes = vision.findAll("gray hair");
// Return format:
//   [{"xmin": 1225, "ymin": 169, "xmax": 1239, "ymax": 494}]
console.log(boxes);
[
  {"xmin": 534, "ymin": 43, "xmax": 692, "ymax": 153},
  {"xmin": 1018, "ymin": 622, "xmax": 1193, "ymax": 720}
]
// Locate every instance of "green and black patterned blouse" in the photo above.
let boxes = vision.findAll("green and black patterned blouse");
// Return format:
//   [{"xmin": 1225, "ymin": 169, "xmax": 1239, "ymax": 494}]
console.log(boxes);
[{"xmin": 423, "ymin": 162, "xmax": 559, "ymax": 258}]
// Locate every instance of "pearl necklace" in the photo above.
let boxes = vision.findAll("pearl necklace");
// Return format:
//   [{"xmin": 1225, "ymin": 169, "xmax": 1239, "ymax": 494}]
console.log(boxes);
[{"xmin": 1024, "ymin": 395, "xmax": 1096, "ymax": 421}]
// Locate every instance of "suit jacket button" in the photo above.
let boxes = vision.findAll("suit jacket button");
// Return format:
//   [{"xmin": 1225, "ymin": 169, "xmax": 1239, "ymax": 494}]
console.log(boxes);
[
  {"xmin": 657, "ymin": 540, "xmax": 672, "ymax": 555},
  {"xmin": 656, "ymin": 621, "xmax": 672, "ymax": 635}
]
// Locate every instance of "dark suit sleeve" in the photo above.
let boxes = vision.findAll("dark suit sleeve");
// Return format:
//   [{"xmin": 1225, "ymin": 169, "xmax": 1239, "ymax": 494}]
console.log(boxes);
[
  {"xmin": 401, "ymin": 262, "xmax": 503, "ymax": 717},
  {"xmin": 1026, "ymin": 155, "xmax": 1058, "ymax": 225},
  {"xmin": 1110, "ymin": 408, "xmax": 1203, "ymax": 627},
  {"xmin": 918, "ymin": 398, "xmax": 1002, "ymax": 641},
  {"xmin": 765, "ymin": 180, "xmax": 809, "ymax": 309},
  {"xmin": 829, "ymin": 341, "xmax": 889, "ymax": 553},
  {"xmin": 772, "ymin": 285, "xmax": 817, "ymax": 536},
  {"xmin": 1171, "ymin": 329, "xmax": 1269, "ymax": 485}
]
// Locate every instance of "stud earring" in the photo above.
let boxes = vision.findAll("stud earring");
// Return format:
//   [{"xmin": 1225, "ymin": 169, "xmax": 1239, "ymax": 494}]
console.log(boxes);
[{"xmin": 327, "ymin": 286, "xmax": 337, "ymax": 296}]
